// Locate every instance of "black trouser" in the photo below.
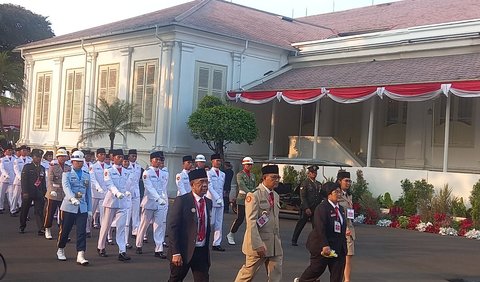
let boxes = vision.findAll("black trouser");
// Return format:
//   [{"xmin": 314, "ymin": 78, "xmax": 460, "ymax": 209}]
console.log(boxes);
[
  {"xmin": 291, "ymin": 209, "xmax": 315, "ymax": 243},
  {"xmin": 58, "ymin": 210, "xmax": 87, "ymax": 251},
  {"xmin": 230, "ymin": 204, "xmax": 245, "ymax": 233},
  {"xmin": 168, "ymin": 245, "xmax": 209, "ymax": 282},
  {"xmin": 19, "ymin": 191, "xmax": 45, "ymax": 231},
  {"xmin": 44, "ymin": 198, "xmax": 62, "ymax": 228},
  {"xmin": 299, "ymin": 252, "xmax": 345, "ymax": 282}
]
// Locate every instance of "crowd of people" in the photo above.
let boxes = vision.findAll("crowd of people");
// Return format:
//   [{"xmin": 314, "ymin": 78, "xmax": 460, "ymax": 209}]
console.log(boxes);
[{"xmin": 0, "ymin": 144, "xmax": 356, "ymax": 281}]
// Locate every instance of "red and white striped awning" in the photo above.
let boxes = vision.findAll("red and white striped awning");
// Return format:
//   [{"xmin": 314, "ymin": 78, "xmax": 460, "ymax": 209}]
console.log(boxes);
[{"xmin": 227, "ymin": 81, "xmax": 480, "ymax": 104}]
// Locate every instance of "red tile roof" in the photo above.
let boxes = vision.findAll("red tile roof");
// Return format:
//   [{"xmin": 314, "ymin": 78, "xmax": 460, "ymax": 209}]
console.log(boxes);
[
  {"xmin": 249, "ymin": 53, "xmax": 480, "ymax": 90},
  {"xmin": 299, "ymin": 0, "xmax": 480, "ymax": 36}
]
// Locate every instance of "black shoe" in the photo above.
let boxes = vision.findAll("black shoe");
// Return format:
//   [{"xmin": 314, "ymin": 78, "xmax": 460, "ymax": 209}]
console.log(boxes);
[
  {"xmin": 126, "ymin": 243, "xmax": 133, "ymax": 249},
  {"xmin": 0, "ymin": 209, "xmax": 4, "ymax": 214},
  {"xmin": 135, "ymin": 247, "xmax": 142, "ymax": 254},
  {"xmin": 37, "ymin": 230, "xmax": 45, "ymax": 236},
  {"xmin": 86, "ymin": 232, "xmax": 91, "ymax": 238},
  {"xmin": 143, "ymin": 238, "xmax": 148, "ymax": 243},
  {"xmin": 292, "ymin": 241, "xmax": 298, "ymax": 246},
  {"xmin": 97, "ymin": 248, "xmax": 108, "ymax": 257},
  {"xmin": 19, "ymin": 227, "xmax": 25, "ymax": 234},
  {"xmin": 107, "ymin": 239, "xmax": 114, "ymax": 245},
  {"xmin": 93, "ymin": 224, "xmax": 100, "ymax": 229},
  {"xmin": 162, "ymin": 242, "xmax": 168, "ymax": 248},
  {"xmin": 154, "ymin": 252, "xmax": 166, "ymax": 259},
  {"xmin": 131, "ymin": 234, "xmax": 136, "ymax": 239},
  {"xmin": 118, "ymin": 252, "xmax": 131, "ymax": 261},
  {"xmin": 212, "ymin": 245, "xmax": 225, "ymax": 252},
  {"xmin": 11, "ymin": 212, "xmax": 18, "ymax": 217}
]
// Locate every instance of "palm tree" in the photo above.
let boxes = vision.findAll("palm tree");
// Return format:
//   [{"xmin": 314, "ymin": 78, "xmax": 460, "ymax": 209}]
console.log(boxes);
[
  {"xmin": 0, "ymin": 51, "xmax": 25, "ymax": 138},
  {"xmin": 79, "ymin": 97, "xmax": 146, "ymax": 150}
]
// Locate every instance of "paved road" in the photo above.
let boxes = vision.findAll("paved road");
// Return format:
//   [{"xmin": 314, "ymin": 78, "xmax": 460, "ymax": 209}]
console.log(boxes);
[{"xmin": 0, "ymin": 210, "xmax": 479, "ymax": 281}]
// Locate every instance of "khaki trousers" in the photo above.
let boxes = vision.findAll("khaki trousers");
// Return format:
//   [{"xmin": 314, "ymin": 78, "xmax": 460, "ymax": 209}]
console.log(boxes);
[{"xmin": 235, "ymin": 254, "xmax": 282, "ymax": 282}]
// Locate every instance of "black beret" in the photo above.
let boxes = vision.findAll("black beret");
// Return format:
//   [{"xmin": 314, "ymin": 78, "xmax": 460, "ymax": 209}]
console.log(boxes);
[
  {"xmin": 31, "ymin": 149, "xmax": 44, "ymax": 158},
  {"xmin": 188, "ymin": 169, "xmax": 207, "ymax": 182},
  {"xmin": 211, "ymin": 154, "xmax": 221, "ymax": 161},
  {"xmin": 44, "ymin": 150, "xmax": 54, "ymax": 156},
  {"xmin": 96, "ymin": 148, "xmax": 106, "ymax": 154},
  {"xmin": 112, "ymin": 149, "xmax": 124, "ymax": 157},
  {"xmin": 128, "ymin": 149, "xmax": 137, "ymax": 155},
  {"xmin": 261, "ymin": 164, "xmax": 279, "ymax": 175},
  {"xmin": 323, "ymin": 181, "xmax": 340, "ymax": 196},
  {"xmin": 4, "ymin": 144, "xmax": 13, "ymax": 150},
  {"xmin": 14, "ymin": 147, "xmax": 21, "ymax": 151},
  {"xmin": 336, "ymin": 170, "xmax": 351, "ymax": 179},
  {"xmin": 150, "ymin": 151, "xmax": 164, "ymax": 159},
  {"xmin": 19, "ymin": 145, "xmax": 28, "ymax": 150},
  {"xmin": 307, "ymin": 165, "xmax": 319, "ymax": 172},
  {"xmin": 182, "ymin": 155, "xmax": 193, "ymax": 162}
]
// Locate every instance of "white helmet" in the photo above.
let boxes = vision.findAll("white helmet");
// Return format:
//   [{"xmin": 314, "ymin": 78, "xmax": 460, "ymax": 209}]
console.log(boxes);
[
  {"xmin": 195, "ymin": 154, "xmax": 206, "ymax": 162},
  {"xmin": 71, "ymin": 151, "xmax": 85, "ymax": 162},
  {"xmin": 242, "ymin": 157, "xmax": 254, "ymax": 165},
  {"xmin": 56, "ymin": 149, "xmax": 68, "ymax": 157}
]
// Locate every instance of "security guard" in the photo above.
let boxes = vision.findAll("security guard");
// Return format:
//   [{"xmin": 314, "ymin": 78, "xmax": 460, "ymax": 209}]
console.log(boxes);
[
  {"xmin": 44, "ymin": 148, "xmax": 71, "ymax": 240},
  {"xmin": 19, "ymin": 149, "xmax": 46, "ymax": 234},
  {"xmin": 291, "ymin": 165, "xmax": 323, "ymax": 246},
  {"xmin": 56, "ymin": 151, "xmax": 92, "ymax": 265},
  {"xmin": 135, "ymin": 151, "xmax": 168, "ymax": 258},
  {"xmin": 175, "ymin": 155, "xmax": 193, "ymax": 196}
]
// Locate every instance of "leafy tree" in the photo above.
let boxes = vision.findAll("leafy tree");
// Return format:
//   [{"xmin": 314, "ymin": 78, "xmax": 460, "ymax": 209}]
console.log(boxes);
[
  {"xmin": 469, "ymin": 180, "xmax": 480, "ymax": 227},
  {"xmin": 397, "ymin": 178, "xmax": 434, "ymax": 216},
  {"xmin": 451, "ymin": 197, "xmax": 467, "ymax": 218},
  {"xmin": 351, "ymin": 169, "xmax": 371, "ymax": 203},
  {"xmin": 79, "ymin": 98, "xmax": 145, "ymax": 150},
  {"xmin": 187, "ymin": 96, "xmax": 258, "ymax": 159}
]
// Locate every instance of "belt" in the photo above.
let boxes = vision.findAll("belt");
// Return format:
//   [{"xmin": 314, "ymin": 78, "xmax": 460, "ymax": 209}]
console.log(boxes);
[{"xmin": 238, "ymin": 190, "xmax": 247, "ymax": 195}]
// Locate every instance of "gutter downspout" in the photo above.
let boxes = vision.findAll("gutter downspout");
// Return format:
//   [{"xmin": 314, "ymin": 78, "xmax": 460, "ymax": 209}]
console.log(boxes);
[
  {"xmin": 442, "ymin": 95, "xmax": 451, "ymax": 172},
  {"xmin": 78, "ymin": 39, "xmax": 88, "ymax": 148},
  {"xmin": 238, "ymin": 40, "xmax": 249, "ymax": 90},
  {"xmin": 53, "ymin": 56, "xmax": 64, "ymax": 147},
  {"xmin": 19, "ymin": 49, "xmax": 28, "ymax": 144},
  {"xmin": 154, "ymin": 25, "xmax": 164, "ymax": 150}
]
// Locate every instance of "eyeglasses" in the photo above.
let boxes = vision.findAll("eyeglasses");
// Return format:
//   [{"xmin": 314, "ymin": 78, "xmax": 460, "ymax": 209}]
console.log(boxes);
[
  {"xmin": 268, "ymin": 175, "xmax": 281, "ymax": 180},
  {"xmin": 343, "ymin": 179, "xmax": 352, "ymax": 183}
]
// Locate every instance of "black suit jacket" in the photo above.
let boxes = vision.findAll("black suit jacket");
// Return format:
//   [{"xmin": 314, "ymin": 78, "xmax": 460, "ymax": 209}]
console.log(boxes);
[
  {"xmin": 306, "ymin": 200, "xmax": 347, "ymax": 257},
  {"xmin": 21, "ymin": 162, "xmax": 47, "ymax": 197},
  {"xmin": 167, "ymin": 192, "xmax": 212, "ymax": 265}
]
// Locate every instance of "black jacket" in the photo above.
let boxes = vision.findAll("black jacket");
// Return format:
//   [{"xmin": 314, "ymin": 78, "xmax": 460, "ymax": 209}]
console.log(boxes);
[{"xmin": 21, "ymin": 162, "xmax": 47, "ymax": 197}]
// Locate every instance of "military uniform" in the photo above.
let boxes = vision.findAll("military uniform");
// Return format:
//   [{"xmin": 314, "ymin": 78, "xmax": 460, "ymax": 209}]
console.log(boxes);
[
  {"xmin": 12, "ymin": 155, "xmax": 32, "ymax": 214},
  {"xmin": 229, "ymin": 169, "xmax": 256, "ymax": 236},
  {"xmin": 44, "ymin": 162, "xmax": 71, "ymax": 234},
  {"xmin": 235, "ymin": 184, "xmax": 283, "ymax": 282},
  {"xmin": 89, "ymin": 160, "xmax": 110, "ymax": 228},
  {"xmin": 206, "ymin": 166, "xmax": 225, "ymax": 248},
  {"xmin": 0, "ymin": 153, "xmax": 15, "ymax": 212},
  {"xmin": 19, "ymin": 155, "xmax": 46, "ymax": 233},
  {"xmin": 292, "ymin": 177, "xmax": 323, "ymax": 245},
  {"xmin": 175, "ymin": 169, "xmax": 191, "ymax": 196}
]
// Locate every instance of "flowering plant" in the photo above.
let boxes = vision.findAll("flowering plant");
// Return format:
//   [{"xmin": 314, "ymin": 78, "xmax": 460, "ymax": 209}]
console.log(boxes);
[
  {"xmin": 439, "ymin": 227, "xmax": 458, "ymax": 236},
  {"xmin": 416, "ymin": 222, "xmax": 433, "ymax": 232},
  {"xmin": 464, "ymin": 229, "xmax": 480, "ymax": 239},
  {"xmin": 377, "ymin": 219, "xmax": 392, "ymax": 227},
  {"xmin": 354, "ymin": 214, "xmax": 365, "ymax": 224},
  {"xmin": 407, "ymin": 215, "xmax": 422, "ymax": 230}
]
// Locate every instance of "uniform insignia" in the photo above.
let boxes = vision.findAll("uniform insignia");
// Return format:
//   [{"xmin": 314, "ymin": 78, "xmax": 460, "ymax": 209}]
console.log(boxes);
[
  {"xmin": 176, "ymin": 175, "xmax": 180, "ymax": 181},
  {"xmin": 191, "ymin": 208, "xmax": 196, "ymax": 213},
  {"xmin": 246, "ymin": 195, "xmax": 252, "ymax": 203},
  {"xmin": 143, "ymin": 174, "xmax": 147, "ymax": 179},
  {"xmin": 104, "ymin": 171, "xmax": 108, "ymax": 176},
  {"xmin": 89, "ymin": 166, "xmax": 93, "ymax": 172}
]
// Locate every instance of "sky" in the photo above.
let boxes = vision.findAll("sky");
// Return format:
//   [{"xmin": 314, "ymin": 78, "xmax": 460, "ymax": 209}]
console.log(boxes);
[{"xmin": 3, "ymin": 0, "xmax": 400, "ymax": 36}]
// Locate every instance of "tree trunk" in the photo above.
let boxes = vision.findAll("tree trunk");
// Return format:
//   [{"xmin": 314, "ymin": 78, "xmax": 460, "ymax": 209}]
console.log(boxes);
[
  {"xmin": 215, "ymin": 141, "xmax": 225, "ymax": 161},
  {"xmin": 109, "ymin": 132, "xmax": 115, "ymax": 151}
]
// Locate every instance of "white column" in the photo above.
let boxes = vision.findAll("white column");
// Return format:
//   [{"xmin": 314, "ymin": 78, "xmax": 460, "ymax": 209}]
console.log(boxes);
[
  {"xmin": 312, "ymin": 100, "xmax": 320, "ymax": 159},
  {"xmin": 366, "ymin": 98, "xmax": 375, "ymax": 167},
  {"xmin": 53, "ymin": 57, "xmax": 64, "ymax": 146},
  {"xmin": 443, "ymin": 95, "xmax": 451, "ymax": 172},
  {"xmin": 85, "ymin": 52, "xmax": 98, "ymax": 148},
  {"xmin": 120, "ymin": 47, "xmax": 133, "ymax": 148},
  {"xmin": 268, "ymin": 101, "xmax": 277, "ymax": 160}
]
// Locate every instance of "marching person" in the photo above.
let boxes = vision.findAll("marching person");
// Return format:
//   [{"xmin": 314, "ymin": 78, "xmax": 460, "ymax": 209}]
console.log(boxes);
[
  {"xmin": 294, "ymin": 182, "xmax": 347, "ymax": 282},
  {"xmin": 56, "ymin": 151, "xmax": 92, "ymax": 265},
  {"xmin": 41, "ymin": 151, "xmax": 53, "ymax": 178},
  {"xmin": 194, "ymin": 154, "xmax": 206, "ymax": 170},
  {"xmin": 44, "ymin": 149, "xmax": 70, "ymax": 240},
  {"xmin": 222, "ymin": 161, "xmax": 234, "ymax": 213},
  {"xmin": 12, "ymin": 145, "xmax": 31, "ymax": 216},
  {"xmin": 127, "ymin": 149, "xmax": 142, "ymax": 240},
  {"xmin": 88, "ymin": 148, "xmax": 109, "ymax": 230},
  {"xmin": 206, "ymin": 154, "xmax": 225, "ymax": 252},
  {"xmin": 97, "ymin": 149, "xmax": 133, "ymax": 261},
  {"xmin": 176, "ymin": 155, "xmax": 193, "ymax": 196},
  {"xmin": 0, "ymin": 144, "xmax": 15, "ymax": 214},
  {"xmin": 235, "ymin": 165, "xmax": 283, "ymax": 282},
  {"xmin": 135, "ymin": 151, "xmax": 168, "ymax": 258},
  {"xmin": 167, "ymin": 169, "xmax": 212, "ymax": 281},
  {"xmin": 226, "ymin": 157, "xmax": 256, "ymax": 246},
  {"xmin": 291, "ymin": 165, "xmax": 323, "ymax": 246},
  {"xmin": 337, "ymin": 170, "xmax": 355, "ymax": 282},
  {"xmin": 19, "ymin": 149, "xmax": 46, "ymax": 235}
]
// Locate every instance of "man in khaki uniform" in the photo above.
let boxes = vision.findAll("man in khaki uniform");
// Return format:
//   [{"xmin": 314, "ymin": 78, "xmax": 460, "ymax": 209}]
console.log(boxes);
[{"xmin": 235, "ymin": 164, "xmax": 283, "ymax": 282}]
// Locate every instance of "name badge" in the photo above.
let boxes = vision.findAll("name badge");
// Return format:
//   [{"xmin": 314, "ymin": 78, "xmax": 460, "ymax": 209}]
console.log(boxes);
[
  {"xmin": 257, "ymin": 213, "xmax": 269, "ymax": 228},
  {"xmin": 347, "ymin": 208, "xmax": 355, "ymax": 219},
  {"xmin": 334, "ymin": 221, "xmax": 341, "ymax": 233}
]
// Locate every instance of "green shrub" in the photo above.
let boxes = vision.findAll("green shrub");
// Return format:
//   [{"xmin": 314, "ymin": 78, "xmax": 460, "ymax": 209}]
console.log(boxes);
[
  {"xmin": 282, "ymin": 165, "xmax": 299, "ymax": 185},
  {"xmin": 431, "ymin": 184, "xmax": 454, "ymax": 216},
  {"xmin": 398, "ymin": 215, "xmax": 409, "ymax": 228},
  {"xmin": 351, "ymin": 170, "xmax": 371, "ymax": 203},
  {"xmin": 378, "ymin": 192, "xmax": 394, "ymax": 208},
  {"xmin": 451, "ymin": 197, "xmax": 467, "ymax": 218},
  {"xmin": 469, "ymin": 179, "xmax": 480, "ymax": 227},
  {"xmin": 398, "ymin": 179, "xmax": 434, "ymax": 217}
]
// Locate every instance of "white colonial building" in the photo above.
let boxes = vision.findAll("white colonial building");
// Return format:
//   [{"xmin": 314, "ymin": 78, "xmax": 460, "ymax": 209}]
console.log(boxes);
[{"xmin": 16, "ymin": 0, "xmax": 480, "ymax": 199}]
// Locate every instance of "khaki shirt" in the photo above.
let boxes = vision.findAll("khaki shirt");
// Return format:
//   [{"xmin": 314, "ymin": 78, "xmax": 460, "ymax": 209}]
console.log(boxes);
[
  {"xmin": 338, "ymin": 192, "xmax": 356, "ymax": 240},
  {"xmin": 46, "ymin": 163, "xmax": 71, "ymax": 201}
]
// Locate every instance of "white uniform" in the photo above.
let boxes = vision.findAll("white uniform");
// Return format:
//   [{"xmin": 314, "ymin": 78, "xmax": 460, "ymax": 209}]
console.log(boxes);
[
  {"xmin": 11, "ymin": 156, "xmax": 32, "ymax": 213},
  {"xmin": 175, "ymin": 169, "xmax": 191, "ymax": 196},
  {"xmin": 41, "ymin": 159, "xmax": 51, "ymax": 178},
  {"xmin": 136, "ymin": 166, "xmax": 169, "ymax": 252},
  {"xmin": 88, "ymin": 161, "xmax": 110, "ymax": 229},
  {"xmin": 127, "ymin": 161, "xmax": 142, "ymax": 237},
  {"xmin": 206, "ymin": 168, "xmax": 226, "ymax": 247},
  {"xmin": 97, "ymin": 164, "xmax": 133, "ymax": 253},
  {"xmin": 0, "ymin": 155, "xmax": 15, "ymax": 211}
]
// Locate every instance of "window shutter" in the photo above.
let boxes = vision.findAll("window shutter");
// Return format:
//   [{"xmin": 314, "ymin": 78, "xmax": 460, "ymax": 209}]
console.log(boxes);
[
  {"xmin": 197, "ymin": 67, "xmax": 210, "ymax": 103},
  {"xmin": 99, "ymin": 69, "xmax": 107, "ymax": 101},
  {"xmin": 107, "ymin": 68, "xmax": 117, "ymax": 103},
  {"xmin": 64, "ymin": 72, "xmax": 74, "ymax": 128},
  {"xmin": 144, "ymin": 63, "xmax": 156, "ymax": 127},
  {"xmin": 134, "ymin": 65, "xmax": 145, "ymax": 123},
  {"xmin": 212, "ymin": 69, "xmax": 224, "ymax": 98},
  {"xmin": 71, "ymin": 71, "xmax": 83, "ymax": 128},
  {"xmin": 34, "ymin": 75, "xmax": 44, "ymax": 128}
]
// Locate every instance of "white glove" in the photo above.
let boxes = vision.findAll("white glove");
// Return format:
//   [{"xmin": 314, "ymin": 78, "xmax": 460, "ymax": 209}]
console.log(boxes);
[
  {"xmin": 156, "ymin": 198, "xmax": 167, "ymax": 205},
  {"xmin": 88, "ymin": 211, "xmax": 93, "ymax": 217},
  {"xmin": 125, "ymin": 191, "xmax": 132, "ymax": 197},
  {"xmin": 50, "ymin": 191, "xmax": 57, "ymax": 197},
  {"xmin": 96, "ymin": 187, "xmax": 104, "ymax": 193},
  {"xmin": 70, "ymin": 198, "xmax": 80, "ymax": 206},
  {"xmin": 216, "ymin": 198, "xmax": 223, "ymax": 206},
  {"xmin": 115, "ymin": 192, "xmax": 125, "ymax": 199}
]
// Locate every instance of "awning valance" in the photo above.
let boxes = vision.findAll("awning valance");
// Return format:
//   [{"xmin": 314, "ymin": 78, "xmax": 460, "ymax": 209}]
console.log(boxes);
[{"xmin": 227, "ymin": 81, "xmax": 480, "ymax": 104}]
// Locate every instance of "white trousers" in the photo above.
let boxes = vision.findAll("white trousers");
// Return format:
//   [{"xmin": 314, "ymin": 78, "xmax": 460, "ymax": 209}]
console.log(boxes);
[
  {"xmin": 0, "ymin": 182, "xmax": 11, "ymax": 210},
  {"xmin": 130, "ymin": 197, "xmax": 140, "ymax": 236},
  {"xmin": 97, "ymin": 207, "xmax": 127, "ymax": 253},
  {"xmin": 8, "ymin": 184, "xmax": 21, "ymax": 213},
  {"xmin": 211, "ymin": 206, "xmax": 224, "ymax": 246},
  {"xmin": 88, "ymin": 198, "xmax": 104, "ymax": 230},
  {"xmin": 136, "ymin": 206, "xmax": 167, "ymax": 252}
]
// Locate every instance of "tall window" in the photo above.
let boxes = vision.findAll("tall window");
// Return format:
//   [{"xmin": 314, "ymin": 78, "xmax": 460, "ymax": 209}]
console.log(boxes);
[
  {"xmin": 97, "ymin": 64, "xmax": 119, "ymax": 104},
  {"xmin": 132, "ymin": 60, "xmax": 157, "ymax": 129},
  {"xmin": 385, "ymin": 99, "xmax": 407, "ymax": 126},
  {"xmin": 63, "ymin": 69, "xmax": 84, "ymax": 130},
  {"xmin": 34, "ymin": 72, "xmax": 52, "ymax": 130},
  {"xmin": 434, "ymin": 95, "xmax": 474, "ymax": 146},
  {"xmin": 194, "ymin": 62, "xmax": 227, "ymax": 105}
]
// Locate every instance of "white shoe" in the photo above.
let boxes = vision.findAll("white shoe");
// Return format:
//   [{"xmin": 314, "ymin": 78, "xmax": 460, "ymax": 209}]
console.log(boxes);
[
  {"xmin": 45, "ymin": 228, "xmax": 52, "ymax": 240},
  {"xmin": 57, "ymin": 248, "xmax": 67, "ymax": 261},
  {"xmin": 293, "ymin": 278, "xmax": 300, "ymax": 282},
  {"xmin": 76, "ymin": 251, "xmax": 89, "ymax": 266},
  {"xmin": 226, "ymin": 232, "xmax": 235, "ymax": 245}
]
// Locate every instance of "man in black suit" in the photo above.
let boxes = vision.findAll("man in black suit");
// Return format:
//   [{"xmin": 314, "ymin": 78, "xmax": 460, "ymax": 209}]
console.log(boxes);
[
  {"xmin": 295, "ymin": 182, "xmax": 347, "ymax": 282},
  {"xmin": 168, "ymin": 168, "xmax": 212, "ymax": 282}
]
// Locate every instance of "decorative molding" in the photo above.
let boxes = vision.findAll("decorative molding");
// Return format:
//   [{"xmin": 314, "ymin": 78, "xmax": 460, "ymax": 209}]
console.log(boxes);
[
  {"xmin": 180, "ymin": 42, "xmax": 195, "ymax": 53},
  {"xmin": 120, "ymin": 47, "xmax": 133, "ymax": 56},
  {"xmin": 53, "ymin": 57, "xmax": 64, "ymax": 65}
]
